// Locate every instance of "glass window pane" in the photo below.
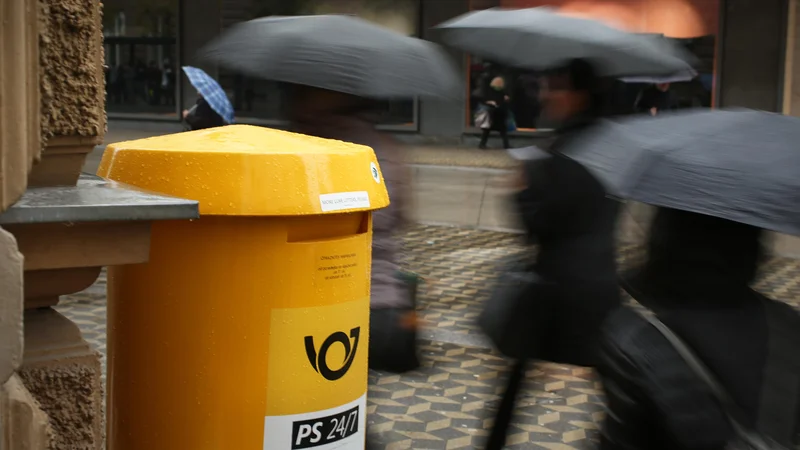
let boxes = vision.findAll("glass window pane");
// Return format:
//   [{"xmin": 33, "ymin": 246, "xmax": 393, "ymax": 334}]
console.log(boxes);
[
  {"xmin": 219, "ymin": 0, "xmax": 418, "ymax": 126},
  {"xmin": 468, "ymin": 59, "xmax": 546, "ymax": 130},
  {"xmin": 103, "ymin": 0, "xmax": 179, "ymax": 117},
  {"xmin": 467, "ymin": 0, "xmax": 721, "ymax": 128}
]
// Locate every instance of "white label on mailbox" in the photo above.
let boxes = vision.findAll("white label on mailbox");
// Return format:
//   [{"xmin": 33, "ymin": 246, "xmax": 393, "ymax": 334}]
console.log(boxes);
[
  {"xmin": 319, "ymin": 192, "xmax": 370, "ymax": 212},
  {"xmin": 263, "ymin": 394, "xmax": 367, "ymax": 450}
]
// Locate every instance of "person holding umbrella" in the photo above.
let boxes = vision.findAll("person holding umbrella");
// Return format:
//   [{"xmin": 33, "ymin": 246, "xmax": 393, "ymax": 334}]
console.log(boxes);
[
  {"xmin": 563, "ymin": 107, "xmax": 800, "ymax": 449},
  {"xmin": 483, "ymin": 58, "xmax": 622, "ymax": 450},
  {"xmin": 201, "ymin": 15, "xmax": 460, "ymax": 447},
  {"xmin": 598, "ymin": 209, "xmax": 800, "ymax": 450},
  {"xmin": 286, "ymin": 83, "xmax": 420, "ymax": 374},
  {"xmin": 181, "ymin": 66, "xmax": 235, "ymax": 131},
  {"xmin": 436, "ymin": 7, "xmax": 696, "ymax": 449}
]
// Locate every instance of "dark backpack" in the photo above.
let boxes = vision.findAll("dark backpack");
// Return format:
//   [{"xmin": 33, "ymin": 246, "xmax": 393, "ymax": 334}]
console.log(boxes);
[{"xmin": 636, "ymin": 300, "xmax": 800, "ymax": 449}]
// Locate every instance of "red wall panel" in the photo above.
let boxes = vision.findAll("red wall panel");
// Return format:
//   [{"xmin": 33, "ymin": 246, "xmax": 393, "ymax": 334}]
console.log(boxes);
[{"xmin": 498, "ymin": 0, "xmax": 719, "ymax": 38}]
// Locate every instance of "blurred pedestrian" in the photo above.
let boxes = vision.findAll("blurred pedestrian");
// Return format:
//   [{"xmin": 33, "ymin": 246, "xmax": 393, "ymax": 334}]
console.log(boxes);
[
  {"xmin": 478, "ymin": 76, "xmax": 511, "ymax": 149},
  {"xmin": 133, "ymin": 60, "xmax": 145, "ymax": 102},
  {"xmin": 146, "ymin": 60, "xmax": 162, "ymax": 105},
  {"xmin": 486, "ymin": 58, "xmax": 621, "ymax": 449},
  {"xmin": 202, "ymin": 16, "xmax": 461, "ymax": 448},
  {"xmin": 287, "ymin": 84, "xmax": 417, "ymax": 357},
  {"xmin": 161, "ymin": 58, "xmax": 175, "ymax": 106},
  {"xmin": 598, "ymin": 208, "xmax": 800, "ymax": 449},
  {"xmin": 635, "ymin": 82, "xmax": 673, "ymax": 116},
  {"xmin": 108, "ymin": 64, "xmax": 125, "ymax": 104},
  {"xmin": 515, "ymin": 58, "xmax": 620, "ymax": 365},
  {"xmin": 286, "ymin": 86, "xmax": 418, "ymax": 449},
  {"xmin": 181, "ymin": 66, "xmax": 234, "ymax": 131},
  {"xmin": 182, "ymin": 95, "xmax": 225, "ymax": 131}
]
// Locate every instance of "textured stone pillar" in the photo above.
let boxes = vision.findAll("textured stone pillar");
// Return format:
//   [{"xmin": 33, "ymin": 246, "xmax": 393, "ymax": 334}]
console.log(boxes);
[
  {"xmin": 0, "ymin": 375, "xmax": 52, "ymax": 450},
  {"xmin": 0, "ymin": 0, "xmax": 42, "ymax": 206},
  {"xmin": 19, "ymin": 308, "xmax": 103, "ymax": 450},
  {"xmin": 34, "ymin": 0, "xmax": 106, "ymax": 187}
]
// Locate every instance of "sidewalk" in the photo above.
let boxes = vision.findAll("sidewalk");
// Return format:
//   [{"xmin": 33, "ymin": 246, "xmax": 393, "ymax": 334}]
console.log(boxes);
[{"xmin": 56, "ymin": 224, "xmax": 800, "ymax": 449}]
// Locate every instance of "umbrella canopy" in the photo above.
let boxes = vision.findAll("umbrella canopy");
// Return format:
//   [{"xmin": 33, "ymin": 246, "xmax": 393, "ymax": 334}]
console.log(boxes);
[
  {"xmin": 568, "ymin": 108, "xmax": 800, "ymax": 235},
  {"xmin": 436, "ymin": 7, "xmax": 695, "ymax": 77},
  {"xmin": 200, "ymin": 15, "xmax": 461, "ymax": 100},
  {"xmin": 182, "ymin": 66, "xmax": 235, "ymax": 124}
]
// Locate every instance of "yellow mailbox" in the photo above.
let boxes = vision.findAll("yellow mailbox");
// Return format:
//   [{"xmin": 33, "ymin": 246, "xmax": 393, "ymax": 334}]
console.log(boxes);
[{"xmin": 98, "ymin": 125, "xmax": 390, "ymax": 450}]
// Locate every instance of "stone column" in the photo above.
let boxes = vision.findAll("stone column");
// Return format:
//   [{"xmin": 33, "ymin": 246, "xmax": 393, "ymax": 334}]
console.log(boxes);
[
  {"xmin": 717, "ymin": 0, "xmax": 787, "ymax": 111},
  {"xmin": 0, "ymin": 0, "xmax": 52, "ymax": 447},
  {"xmin": 8, "ymin": 0, "xmax": 108, "ymax": 448},
  {"xmin": 419, "ymin": 0, "xmax": 470, "ymax": 139},
  {"xmin": 770, "ymin": 0, "xmax": 800, "ymax": 258},
  {"xmin": 786, "ymin": 0, "xmax": 800, "ymax": 115}
]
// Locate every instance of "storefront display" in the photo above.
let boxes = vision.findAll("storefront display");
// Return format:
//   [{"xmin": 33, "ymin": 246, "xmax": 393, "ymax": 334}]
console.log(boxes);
[
  {"xmin": 466, "ymin": 0, "xmax": 720, "ymax": 130},
  {"xmin": 102, "ymin": 0, "xmax": 180, "ymax": 117}
]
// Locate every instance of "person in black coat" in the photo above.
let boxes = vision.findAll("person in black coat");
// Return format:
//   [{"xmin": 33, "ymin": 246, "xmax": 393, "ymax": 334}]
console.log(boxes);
[
  {"xmin": 183, "ymin": 95, "xmax": 225, "ymax": 131},
  {"xmin": 486, "ymin": 59, "xmax": 621, "ymax": 449},
  {"xmin": 517, "ymin": 58, "xmax": 620, "ymax": 366},
  {"xmin": 598, "ymin": 208, "xmax": 800, "ymax": 449},
  {"xmin": 635, "ymin": 82, "xmax": 674, "ymax": 116},
  {"xmin": 479, "ymin": 76, "xmax": 511, "ymax": 149}
]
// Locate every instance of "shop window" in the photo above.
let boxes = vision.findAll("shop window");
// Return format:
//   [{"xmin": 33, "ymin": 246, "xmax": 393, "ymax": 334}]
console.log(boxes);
[
  {"xmin": 468, "ymin": 60, "xmax": 547, "ymax": 130},
  {"xmin": 466, "ymin": 0, "xmax": 720, "ymax": 130},
  {"xmin": 103, "ymin": 0, "xmax": 180, "ymax": 117},
  {"xmin": 218, "ymin": 0, "xmax": 419, "ymax": 127}
]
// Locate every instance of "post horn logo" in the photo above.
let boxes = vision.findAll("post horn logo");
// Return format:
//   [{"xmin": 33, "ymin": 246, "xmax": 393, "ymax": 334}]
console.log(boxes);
[{"xmin": 304, "ymin": 327, "xmax": 361, "ymax": 381}]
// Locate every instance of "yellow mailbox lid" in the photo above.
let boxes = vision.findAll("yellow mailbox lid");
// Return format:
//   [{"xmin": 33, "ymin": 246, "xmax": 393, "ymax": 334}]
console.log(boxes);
[{"xmin": 98, "ymin": 125, "xmax": 390, "ymax": 216}]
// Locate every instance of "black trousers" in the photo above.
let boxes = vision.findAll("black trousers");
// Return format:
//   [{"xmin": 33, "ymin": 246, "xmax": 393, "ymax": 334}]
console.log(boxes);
[
  {"xmin": 486, "ymin": 359, "xmax": 528, "ymax": 449},
  {"xmin": 479, "ymin": 127, "xmax": 510, "ymax": 149}
]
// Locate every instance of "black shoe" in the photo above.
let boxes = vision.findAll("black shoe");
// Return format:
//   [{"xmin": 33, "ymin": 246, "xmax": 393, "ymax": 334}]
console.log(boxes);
[{"xmin": 479, "ymin": 145, "xmax": 488, "ymax": 150}]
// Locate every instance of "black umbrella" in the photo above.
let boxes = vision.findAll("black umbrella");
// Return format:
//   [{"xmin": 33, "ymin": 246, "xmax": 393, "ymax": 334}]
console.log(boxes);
[
  {"xmin": 200, "ymin": 15, "xmax": 461, "ymax": 99},
  {"xmin": 569, "ymin": 108, "xmax": 800, "ymax": 235},
  {"xmin": 436, "ymin": 7, "xmax": 695, "ymax": 77}
]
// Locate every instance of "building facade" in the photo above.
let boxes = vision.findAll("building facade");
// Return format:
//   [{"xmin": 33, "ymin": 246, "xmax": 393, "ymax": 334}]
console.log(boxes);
[{"xmin": 103, "ymin": 0, "xmax": 792, "ymax": 138}]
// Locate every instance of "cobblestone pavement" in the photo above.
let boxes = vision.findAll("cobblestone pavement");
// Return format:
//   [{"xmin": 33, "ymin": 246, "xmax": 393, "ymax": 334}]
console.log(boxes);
[{"xmin": 57, "ymin": 225, "xmax": 800, "ymax": 449}]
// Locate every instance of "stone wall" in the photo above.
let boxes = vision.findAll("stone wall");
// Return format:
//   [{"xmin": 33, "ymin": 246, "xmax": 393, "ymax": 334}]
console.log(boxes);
[
  {"xmin": 9, "ymin": 0, "xmax": 108, "ymax": 449},
  {"xmin": 0, "ymin": 0, "xmax": 53, "ymax": 448}
]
